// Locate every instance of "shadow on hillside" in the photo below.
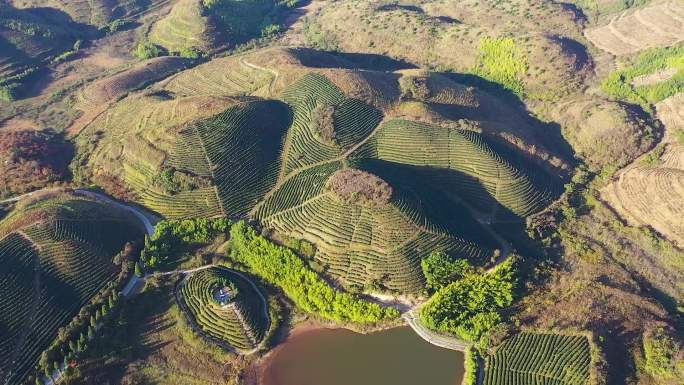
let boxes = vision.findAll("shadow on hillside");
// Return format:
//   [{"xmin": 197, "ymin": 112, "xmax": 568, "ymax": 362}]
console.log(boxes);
[
  {"xmin": 76, "ymin": 279, "xmax": 177, "ymax": 384},
  {"xmin": 353, "ymin": 158, "xmax": 515, "ymax": 256},
  {"xmin": 280, "ymin": 0, "xmax": 312, "ymax": 30},
  {"xmin": 24, "ymin": 7, "xmax": 99, "ymax": 37},
  {"xmin": 443, "ymin": 72, "xmax": 577, "ymax": 169},
  {"xmin": 549, "ymin": 36, "xmax": 593, "ymax": 71},
  {"xmin": 4, "ymin": 6, "xmax": 98, "ymax": 99},
  {"xmin": 557, "ymin": 2, "xmax": 588, "ymax": 24},
  {"xmin": 290, "ymin": 48, "xmax": 417, "ymax": 72},
  {"xmin": 375, "ymin": 3, "xmax": 424, "ymax": 13}
]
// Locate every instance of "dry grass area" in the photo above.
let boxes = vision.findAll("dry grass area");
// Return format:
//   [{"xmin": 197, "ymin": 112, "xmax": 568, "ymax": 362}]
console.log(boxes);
[
  {"xmin": 520, "ymin": 196, "xmax": 684, "ymax": 384},
  {"xmin": 602, "ymin": 93, "xmax": 684, "ymax": 248},
  {"xmin": 73, "ymin": 277, "xmax": 242, "ymax": 385},
  {"xmin": 585, "ymin": 1, "xmax": 684, "ymax": 56},
  {"xmin": 326, "ymin": 169, "xmax": 393, "ymax": 206},
  {"xmin": 632, "ymin": 67, "xmax": 679, "ymax": 87},
  {"xmin": 76, "ymin": 56, "xmax": 192, "ymax": 109},
  {"xmin": 553, "ymin": 97, "xmax": 655, "ymax": 171},
  {"xmin": 287, "ymin": 0, "xmax": 591, "ymax": 100},
  {"xmin": 0, "ymin": 117, "xmax": 39, "ymax": 132}
]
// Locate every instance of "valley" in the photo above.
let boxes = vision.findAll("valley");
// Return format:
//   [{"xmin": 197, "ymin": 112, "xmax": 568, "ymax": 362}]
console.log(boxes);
[{"xmin": 0, "ymin": 0, "xmax": 682, "ymax": 384}]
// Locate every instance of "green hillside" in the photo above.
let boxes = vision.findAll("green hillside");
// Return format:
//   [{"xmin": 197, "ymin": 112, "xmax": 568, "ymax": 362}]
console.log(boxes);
[
  {"xmin": 148, "ymin": 0, "xmax": 301, "ymax": 53},
  {"xmin": 178, "ymin": 267, "xmax": 269, "ymax": 353},
  {"xmin": 76, "ymin": 49, "xmax": 563, "ymax": 293},
  {"xmin": 483, "ymin": 332, "xmax": 593, "ymax": 385},
  {"xmin": 0, "ymin": 192, "xmax": 144, "ymax": 385}
]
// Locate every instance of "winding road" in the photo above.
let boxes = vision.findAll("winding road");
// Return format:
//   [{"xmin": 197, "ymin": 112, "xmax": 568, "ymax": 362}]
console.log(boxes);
[{"xmin": 399, "ymin": 212, "xmax": 512, "ymax": 352}]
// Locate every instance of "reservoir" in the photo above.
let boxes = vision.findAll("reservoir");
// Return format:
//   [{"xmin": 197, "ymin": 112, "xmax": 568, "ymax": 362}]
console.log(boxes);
[{"xmin": 262, "ymin": 326, "xmax": 464, "ymax": 385}]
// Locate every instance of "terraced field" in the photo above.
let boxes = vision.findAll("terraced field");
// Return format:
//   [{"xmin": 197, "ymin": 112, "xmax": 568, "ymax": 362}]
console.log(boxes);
[
  {"xmin": 163, "ymin": 55, "xmax": 273, "ymax": 97},
  {"xmin": 252, "ymin": 77, "xmax": 558, "ymax": 292},
  {"xmin": 78, "ymin": 94, "xmax": 242, "ymax": 218},
  {"xmin": 79, "ymin": 50, "xmax": 563, "ymax": 292},
  {"xmin": 585, "ymin": 1, "xmax": 684, "ymax": 56},
  {"xmin": 353, "ymin": 119, "xmax": 559, "ymax": 218},
  {"xmin": 77, "ymin": 56, "xmax": 192, "ymax": 109},
  {"xmin": 603, "ymin": 93, "xmax": 684, "ymax": 247},
  {"xmin": 483, "ymin": 333, "xmax": 592, "ymax": 385},
  {"xmin": 0, "ymin": 193, "xmax": 143, "ymax": 385},
  {"xmin": 193, "ymin": 100, "xmax": 291, "ymax": 216},
  {"xmin": 280, "ymin": 73, "xmax": 383, "ymax": 175},
  {"xmin": 178, "ymin": 267, "xmax": 269, "ymax": 353},
  {"xmin": 149, "ymin": 0, "xmax": 219, "ymax": 53}
]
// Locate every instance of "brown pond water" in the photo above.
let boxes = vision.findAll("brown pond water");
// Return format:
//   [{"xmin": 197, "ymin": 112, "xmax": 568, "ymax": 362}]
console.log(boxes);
[{"xmin": 262, "ymin": 326, "xmax": 464, "ymax": 385}]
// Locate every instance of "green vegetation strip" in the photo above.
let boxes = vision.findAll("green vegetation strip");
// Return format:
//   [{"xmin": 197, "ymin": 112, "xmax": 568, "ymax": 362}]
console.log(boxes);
[
  {"xmin": 142, "ymin": 218, "xmax": 232, "ymax": 268},
  {"xmin": 229, "ymin": 221, "xmax": 399, "ymax": 323},
  {"xmin": 602, "ymin": 43, "xmax": 684, "ymax": 107},
  {"xmin": 472, "ymin": 36, "xmax": 527, "ymax": 95},
  {"xmin": 420, "ymin": 258, "xmax": 516, "ymax": 342}
]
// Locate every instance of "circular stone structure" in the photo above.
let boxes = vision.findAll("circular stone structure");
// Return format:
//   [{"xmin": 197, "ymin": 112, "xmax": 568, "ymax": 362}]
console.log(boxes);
[
  {"xmin": 212, "ymin": 284, "xmax": 237, "ymax": 306},
  {"xmin": 178, "ymin": 267, "xmax": 269, "ymax": 353}
]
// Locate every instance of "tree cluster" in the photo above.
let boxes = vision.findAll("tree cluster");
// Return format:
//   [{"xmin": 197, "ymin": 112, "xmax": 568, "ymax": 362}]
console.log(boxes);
[
  {"xmin": 0, "ymin": 130, "xmax": 73, "ymax": 198},
  {"xmin": 420, "ymin": 257, "xmax": 517, "ymax": 342},
  {"xmin": 421, "ymin": 251, "xmax": 474, "ymax": 291},
  {"xmin": 642, "ymin": 326, "xmax": 684, "ymax": 381},
  {"xmin": 141, "ymin": 218, "xmax": 233, "ymax": 267},
  {"xmin": 36, "ymin": 289, "xmax": 123, "ymax": 383},
  {"xmin": 229, "ymin": 221, "xmax": 399, "ymax": 323}
]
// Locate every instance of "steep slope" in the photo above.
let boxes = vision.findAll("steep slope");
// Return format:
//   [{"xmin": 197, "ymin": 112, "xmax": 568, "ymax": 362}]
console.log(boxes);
[
  {"xmin": 76, "ymin": 48, "xmax": 565, "ymax": 293},
  {"xmin": 0, "ymin": 3, "xmax": 81, "ymax": 100},
  {"xmin": 0, "ymin": 191, "xmax": 144, "ymax": 385},
  {"xmin": 603, "ymin": 93, "xmax": 684, "ymax": 248}
]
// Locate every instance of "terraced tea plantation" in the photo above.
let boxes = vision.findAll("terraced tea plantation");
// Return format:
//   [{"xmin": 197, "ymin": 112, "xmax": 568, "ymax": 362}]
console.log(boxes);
[
  {"xmin": 0, "ymin": 193, "xmax": 143, "ymax": 385},
  {"xmin": 78, "ymin": 50, "xmax": 563, "ymax": 293},
  {"xmin": 178, "ymin": 267, "xmax": 269, "ymax": 353},
  {"xmin": 483, "ymin": 333, "xmax": 592, "ymax": 385}
]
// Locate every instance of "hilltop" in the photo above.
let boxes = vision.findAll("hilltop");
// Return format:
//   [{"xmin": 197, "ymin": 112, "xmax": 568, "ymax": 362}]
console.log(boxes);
[
  {"xmin": 73, "ymin": 47, "xmax": 564, "ymax": 292},
  {"xmin": 0, "ymin": 2, "xmax": 84, "ymax": 100},
  {"xmin": 0, "ymin": 0, "xmax": 683, "ymax": 384}
]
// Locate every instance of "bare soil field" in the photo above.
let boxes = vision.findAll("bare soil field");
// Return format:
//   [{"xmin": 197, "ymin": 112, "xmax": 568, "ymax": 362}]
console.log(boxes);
[
  {"xmin": 76, "ymin": 56, "xmax": 192, "ymax": 109},
  {"xmin": 585, "ymin": 1, "xmax": 684, "ymax": 56},
  {"xmin": 632, "ymin": 68, "xmax": 679, "ymax": 87},
  {"xmin": 602, "ymin": 93, "xmax": 684, "ymax": 248}
]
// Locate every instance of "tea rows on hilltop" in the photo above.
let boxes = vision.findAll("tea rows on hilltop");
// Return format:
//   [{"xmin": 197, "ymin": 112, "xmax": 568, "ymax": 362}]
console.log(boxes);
[{"xmin": 76, "ymin": 48, "xmax": 564, "ymax": 292}]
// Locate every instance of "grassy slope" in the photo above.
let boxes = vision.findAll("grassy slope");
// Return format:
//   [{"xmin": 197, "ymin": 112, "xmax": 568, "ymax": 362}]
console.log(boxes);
[{"xmin": 149, "ymin": 0, "xmax": 218, "ymax": 52}]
